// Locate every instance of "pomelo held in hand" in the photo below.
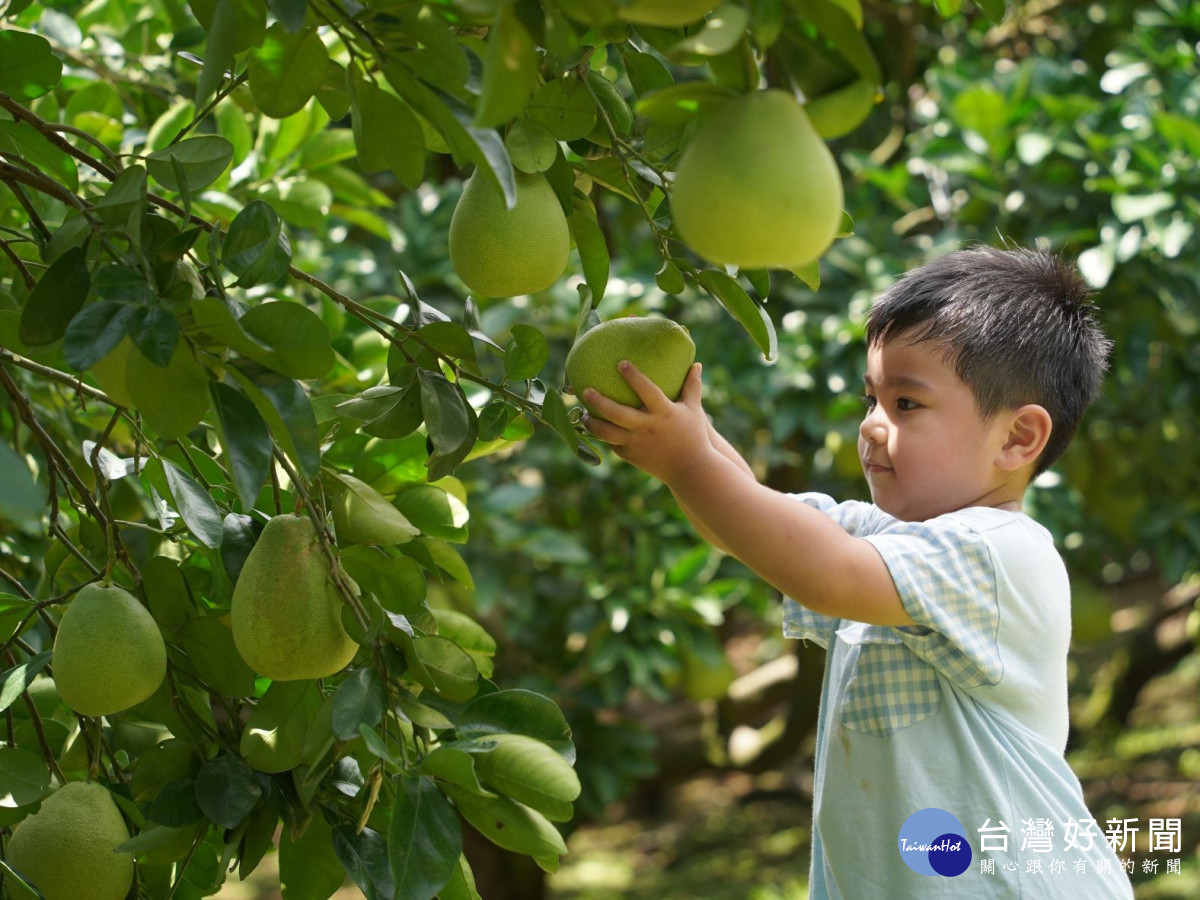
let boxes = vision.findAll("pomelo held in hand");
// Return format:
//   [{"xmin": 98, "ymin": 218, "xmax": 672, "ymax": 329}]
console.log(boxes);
[
  {"xmin": 231, "ymin": 514, "xmax": 359, "ymax": 681},
  {"xmin": 670, "ymin": 89, "xmax": 844, "ymax": 269},
  {"xmin": 566, "ymin": 316, "xmax": 696, "ymax": 418},
  {"xmin": 4, "ymin": 781, "xmax": 134, "ymax": 900},
  {"xmin": 52, "ymin": 583, "xmax": 167, "ymax": 717},
  {"xmin": 449, "ymin": 170, "xmax": 570, "ymax": 297}
]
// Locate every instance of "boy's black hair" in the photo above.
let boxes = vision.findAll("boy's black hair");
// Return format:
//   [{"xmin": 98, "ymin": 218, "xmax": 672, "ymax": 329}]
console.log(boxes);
[{"xmin": 865, "ymin": 246, "xmax": 1112, "ymax": 477}]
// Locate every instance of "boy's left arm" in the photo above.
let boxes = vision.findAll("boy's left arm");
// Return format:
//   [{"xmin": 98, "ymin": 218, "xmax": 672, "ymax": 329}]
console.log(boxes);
[{"xmin": 583, "ymin": 362, "xmax": 916, "ymax": 628}]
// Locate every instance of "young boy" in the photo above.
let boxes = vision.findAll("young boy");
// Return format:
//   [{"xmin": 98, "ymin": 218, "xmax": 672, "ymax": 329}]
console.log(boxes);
[{"xmin": 581, "ymin": 247, "xmax": 1134, "ymax": 898}]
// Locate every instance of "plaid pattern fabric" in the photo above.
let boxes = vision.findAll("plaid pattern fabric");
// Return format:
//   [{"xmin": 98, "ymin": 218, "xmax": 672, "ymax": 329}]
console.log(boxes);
[{"xmin": 782, "ymin": 493, "xmax": 1004, "ymax": 738}]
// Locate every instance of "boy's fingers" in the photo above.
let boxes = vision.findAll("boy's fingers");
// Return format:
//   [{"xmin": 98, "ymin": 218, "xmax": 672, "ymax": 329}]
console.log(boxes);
[
  {"xmin": 580, "ymin": 387, "xmax": 639, "ymax": 429},
  {"xmin": 581, "ymin": 412, "xmax": 627, "ymax": 445},
  {"xmin": 680, "ymin": 362, "xmax": 703, "ymax": 406},
  {"xmin": 619, "ymin": 361, "xmax": 670, "ymax": 412}
]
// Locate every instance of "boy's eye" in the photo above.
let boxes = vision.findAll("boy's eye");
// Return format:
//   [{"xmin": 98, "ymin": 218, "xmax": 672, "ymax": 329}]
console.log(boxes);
[
  {"xmin": 896, "ymin": 397, "xmax": 920, "ymax": 411},
  {"xmin": 859, "ymin": 394, "xmax": 876, "ymax": 410}
]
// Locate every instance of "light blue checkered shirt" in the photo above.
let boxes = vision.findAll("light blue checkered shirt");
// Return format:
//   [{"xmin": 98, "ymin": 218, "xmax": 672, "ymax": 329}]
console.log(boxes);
[{"xmin": 783, "ymin": 493, "xmax": 1133, "ymax": 899}]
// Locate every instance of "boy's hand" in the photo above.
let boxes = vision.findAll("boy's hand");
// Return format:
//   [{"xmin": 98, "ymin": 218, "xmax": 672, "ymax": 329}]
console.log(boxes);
[{"xmin": 580, "ymin": 361, "xmax": 712, "ymax": 485}]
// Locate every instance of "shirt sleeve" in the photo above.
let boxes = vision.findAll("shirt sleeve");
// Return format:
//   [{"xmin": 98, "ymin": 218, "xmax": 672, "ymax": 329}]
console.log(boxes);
[
  {"xmin": 861, "ymin": 517, "xmax": 1004, "ymax": 689},
  {"xmin": 781, "ymin": 493, "xmax": 890, "ymax": 648}
]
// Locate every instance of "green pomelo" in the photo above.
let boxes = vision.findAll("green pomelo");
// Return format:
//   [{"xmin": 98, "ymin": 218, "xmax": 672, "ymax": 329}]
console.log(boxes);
[
  {"xmin": 671, "ymin": 89, "xmax": 844, "ymax": 269},
  {"xmin": 565, "ymin": 317, "xmax": 695, "ymax": 419},
  {"xmin": 4, "ymin": 781, "xmax": 134, "ymax": 900},
  {"xmin": 803, "ymin": 78, "xmax": 878, "ymax": 139},
  {"xmin": 230, "ymin": 514, "xmax": 359, "ymax": 681},
  {"xmin": 52, "ymin": 584, "xmax": 167, "ymax": 718},
  {"xmin": 88, "ymin": 336, "xmax": 136, "ymax": 407},
  {"xmin": 448, "ymin": 171, "xmax": 570, "ymax": 298},
  {"xmin": 615, "ymin": 0, "xmax": 716, "ymax": 26}
]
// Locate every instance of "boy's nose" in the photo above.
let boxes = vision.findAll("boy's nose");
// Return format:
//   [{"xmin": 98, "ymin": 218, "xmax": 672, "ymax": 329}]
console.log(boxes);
[{"xmin": 859, "ymin": 412, "xmax": 887, "ymax": 445}]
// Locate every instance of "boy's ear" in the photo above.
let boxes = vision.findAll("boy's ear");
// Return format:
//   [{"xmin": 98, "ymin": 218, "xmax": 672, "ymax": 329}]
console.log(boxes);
[{"xmin": 998, "ymin": 404, "xmax": 1053, "ymax": 471}]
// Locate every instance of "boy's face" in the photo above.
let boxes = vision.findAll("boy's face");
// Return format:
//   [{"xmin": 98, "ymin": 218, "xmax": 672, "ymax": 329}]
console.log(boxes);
[{"xmin": 859, "ymin": 336, "xmax": 1022, "ymax": 521}]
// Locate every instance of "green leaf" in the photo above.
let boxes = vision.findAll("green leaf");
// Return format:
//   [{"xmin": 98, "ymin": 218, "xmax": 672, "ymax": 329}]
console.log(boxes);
[
  {"xmin": 142, "ymin": 555, "xmax": 196, "ymax": 628},
  {"xmin": 474, "ymin": 5, "xmax": 538, "ymax": 127},
  {"xmin": 349, "ymin": 67, "xmax": 426, "ymax": 189},
  {"xmin": 194, "ymin": 0, "xmax": 239, "ymax": 107},
  {"xmin": 0, "ymin": 652, "xmax": 52, "ymax": 717},
  {"xmin": 972, "ymin": 0, "xmax": 1007, "ymax": 22},
  {"xmin": 790, "ymin": 259, "xmax": 821, "ymax": 292},
  {"xmin": 0, "ymin": 860, "xmax": 38, "ymax": 900},
  {"xmin": 149, "ymin": 778, "xmax": 205, "ymax": 826},
  {"xmin": 279, "ymin": 809, "xmax": 345, "ymax": 900},
  {"xmin": 672, "ymin": 4, "xmax": 749, "ymax": 56},
  {"xmin": 228, "ymin": 362, "xmax": 320, "ymax": 478},
  {"xmin": 62, "ymin": 304, "xmax": 131, "ymax": 372},
  {"xmin": 0, "ymin": 119, "xmax": 78, "ymax": 189},
  {"xmin": 332, "ymin": 825, "xmax": 394, "ymax": 900},
  {"xmin": 458, "ymin": 689, "xmax": 575, "ymax": 763},
  {"xmin": 127, "ymin": 340, "xmax": 211, "ymax": 437},
  {"xmin": 695, "ymin": 270, "xmax": 777, "ymax": 362},
  {"xmin": 331, "ymin": 667, "xmax": 386, "ymax": 741},
  {"xmin": 505, "ymin": 117, "xmax": 558, "ymax": 174},
  {"xmin": 0, "ymin": 31, "xmax": 63, "ymax": 100},
  {"xmin": 797, "ymin": 0, "xmax": 881, "ymax": 83},
  {"xmin": 147, "ymin": 136, "xmax": 234, "ymax": 192},
  {"xmin": 538, "ymin": 388, "xmax": 580, "ymax": 453},
  {"xmin": 393, "ymin": 485, "xmax": 469, "ymax": 543},
  {"xmin": 634, "ymin": 82, "xmax": 734, "ymax": 125},
  {"xmin": 239, "ymin": 301, "xmax": 335, "ymax": 380},
  {"xmin": 339, "ymin": 547, "xmax": 430, "ymax": 626},
  {"xmin": 503, "ymin": 324, "xmax": 549, "ymax": 380},
  {"xmin": 178, "ymin": 615, "xmax": 257, "ymax": 698},
  {"xmin": 406, "ymin": 633, "xmax": 479, "ymax": 703},
  {"xmin": 388, "ymin": 774, "xmax": 462, "ymax": 900},
  {"xmin": 211, "ymin": 382, "xmax": 273, "ymax": 512},
  {"xmin": 383, "ymin": 60, "xmax": 516, "ymax": 209},
  {"xmin": 94, "ymin": 164, "xmax": 149, "ymax": 227},
  {"xmin": 194, "ymin": 754, "xmax": 261, "ymax": 829},
  {"xmin": 18, "ymin": 245, "xmax": 90, "ymax": 347},
  {"xmin": 527, "ymin": 78, "xmax": 597, "ymax": 141},
  {"xmin": 418, "ymin": 746, "xmax": 494, "ymax": 795},
  {"xmin": 163, "ymin": 459, "xmax": 224, "ymax": 549},
  {"xmin": 331, "ymin": 472, "xmax": 420, "ymax": 546},
  {"xmin": 127, "ymin": 305, "xmax": 181, "ymax": 368},
  {"xmin": 472, "ymin": 734, "xmax": 581, "ymax": 822},
  {"xmin": 240, "ymin": 680, "xmax": 320, "ymax": 773},
  {"xmin": 441, "ymin": 783, "xmax": 567, "ymax": 859},
  {"xmin": 249, "ymin": 23, "xmax": 329, "ymax": 118},
  {"xmin": 438, "ymin": 855, "xmax": 483, "ymax": 900},
  {"xmin": 0, "ymin": 443, "xmax": 43, "ymax": 533},
  {"xmin": 568, "ymin": 209, "xmax": 609, "ymax": 303},
  {"xmin": 418, "ymin": 370, "xmax": 479, "ymax": 481},
  {"xmin": 222, "ymin": 200, "xmax": 293, "ymax": 287}
]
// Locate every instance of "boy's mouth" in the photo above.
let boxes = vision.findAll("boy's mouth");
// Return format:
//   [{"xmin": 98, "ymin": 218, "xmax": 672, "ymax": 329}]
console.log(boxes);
[{"xmin": 863, "ymin": 460, "xmax": 893, "ymax": 474}]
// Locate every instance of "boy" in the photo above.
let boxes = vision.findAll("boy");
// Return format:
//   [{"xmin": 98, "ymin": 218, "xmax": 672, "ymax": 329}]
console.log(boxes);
[{"xmin": 581, "ymin": 247, "xmax": 1134, "ymax": 898}]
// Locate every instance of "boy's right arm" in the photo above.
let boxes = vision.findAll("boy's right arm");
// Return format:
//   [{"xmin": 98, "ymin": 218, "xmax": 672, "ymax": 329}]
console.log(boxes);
[{"xmin": 671, "ymin": 420, "xmax": 756, "ymax": 557}]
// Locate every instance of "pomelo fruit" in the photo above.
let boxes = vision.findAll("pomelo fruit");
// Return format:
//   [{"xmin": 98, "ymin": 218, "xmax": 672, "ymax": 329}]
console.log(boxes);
[
  {"xmin": 566, "ymin": 316, "xmax": 695, "ymax": 419},
  {"xmin": 52, "ymin": 583, "xmax": 167, "ymax": 717},
  {"xmin": 230, "ymin": 514, "xmax": 359, "ymax": 681},
  {"xmin": 4, "ymin": 781, "xmax": 134, "ymax": 900},
  {"xmin": 615, "ymin": 0, "xmax": 716, "ymax": 27},
  {"xmin": 448, "ymin": 170, "xmax": 570, "ymax": 298},
  {"xmin": 670, "ymin": 89, "xmax": 844, "ymax": 269}
]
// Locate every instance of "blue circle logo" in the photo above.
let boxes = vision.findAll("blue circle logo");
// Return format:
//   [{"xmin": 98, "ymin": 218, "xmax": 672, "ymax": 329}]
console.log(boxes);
[{"xmin": 897, "ymin": 808, "xmax": 972, "ymax": 877}]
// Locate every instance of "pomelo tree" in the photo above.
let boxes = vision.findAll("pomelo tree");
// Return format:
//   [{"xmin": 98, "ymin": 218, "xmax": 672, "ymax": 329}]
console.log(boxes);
[{"xmin": 4, "ymin": 0, "xmax": 1134, "ymax": 898}]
